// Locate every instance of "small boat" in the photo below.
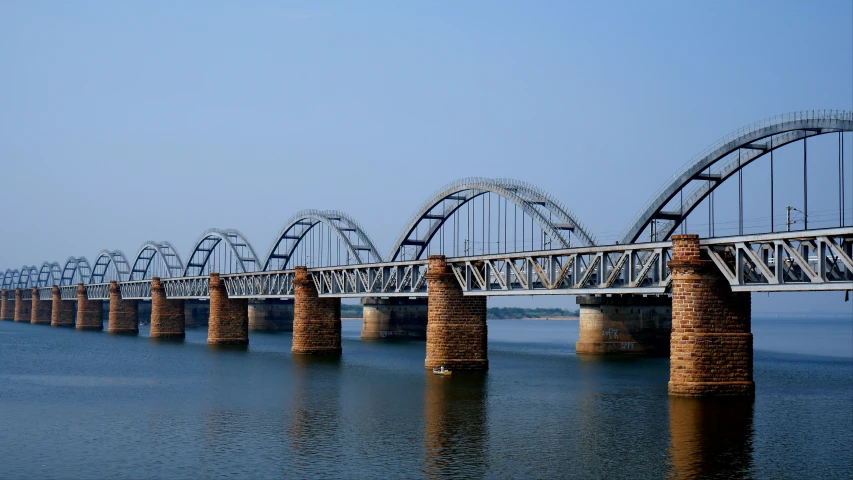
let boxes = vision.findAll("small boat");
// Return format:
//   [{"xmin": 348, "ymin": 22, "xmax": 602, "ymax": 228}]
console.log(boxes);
[{"xmin": 432, "ymin": 366, "xmax": 452, "ymax": 376}]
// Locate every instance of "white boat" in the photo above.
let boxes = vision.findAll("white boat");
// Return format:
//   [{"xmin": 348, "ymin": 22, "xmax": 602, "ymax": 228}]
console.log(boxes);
[{"xmin": 432, "ymin": 366, "xmax": 452, "ymax": 376}]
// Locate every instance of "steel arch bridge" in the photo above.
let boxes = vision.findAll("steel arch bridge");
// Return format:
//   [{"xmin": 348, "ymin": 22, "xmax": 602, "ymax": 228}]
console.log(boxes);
[
  {"xmin": 388, "ymin": 177, "xmax": 596, "ymax": 262},
  {"xmin": 2, "ymin": 110, "xmax": 851, "ymax": 301},
  {"xmin": 621, "ymin": 110, "xmax": 853, "ymax": 244}
]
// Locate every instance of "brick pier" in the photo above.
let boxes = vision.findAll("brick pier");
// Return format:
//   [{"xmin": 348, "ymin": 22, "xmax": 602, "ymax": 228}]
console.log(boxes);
[
  {"xmin": 150, "ymin": 277, "xmax": 185, "ymax": 339},
  {"xmin": 424, "ymin": 255, "xmax": 488, "ymax": 371},
  {"xmin": 292, "ymin": 266, "xmax": 341, "ymax": 355},
  {"xmin": 575, "ymin": 295, "xmax": 671, "ymax": 356},
  {"xmin": 208, "ymin": 272, "xmax": 248, "ymax": 345},
  {"xmin": 108, "ymin": 280, "xmax": 139, "ymax": 334},
  {"xmin": 30, "ymin": 287, "xmax": 52, "ymax": 325},
  {"xmin": 0, "ymin": 290, "xmax": 12, "ymax": 320},
  {"xmin": 361, "ymin": 297, "xmax": 428, "ymax": 340},
  {"xmin": 76, "ymin": 284, "xmax": 104, "ymax": 330},
  {"xmin": 668, "ymin": 234, "xmax": 754, "ymax": 397},
  {"xmin": 14, "ymin": 289, "xmax": 31, "ymax": 322},
  {"xmin": 51, "ymin": 286, "xmax": 75, "ymax": 327}
]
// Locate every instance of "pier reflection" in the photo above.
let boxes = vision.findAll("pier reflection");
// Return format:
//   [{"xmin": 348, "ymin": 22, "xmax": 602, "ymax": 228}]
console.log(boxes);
[
  {"xmin": 423, "ymin": 372, "xmax": 488, "ymax": 479},
  {"xmin": 668, "ymin": 396, "xmax": 754, "ymax": 479},
  {"xmin": 287, "ymin": 355, "xmax": 343, "ymax": 466}
]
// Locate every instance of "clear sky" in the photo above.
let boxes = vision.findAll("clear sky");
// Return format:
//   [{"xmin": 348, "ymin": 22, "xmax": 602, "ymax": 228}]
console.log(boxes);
[{"xmin": 1, "ymin": 1, "xmax": 851, "ymax": 313}]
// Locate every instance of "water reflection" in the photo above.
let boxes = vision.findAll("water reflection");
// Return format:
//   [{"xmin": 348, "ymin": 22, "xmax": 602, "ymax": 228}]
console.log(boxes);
[
  {"xmin": 668, "ymin": 397, "xmax": 754, "ymax": 479},
  {"xmin": 287, "ymin": 355, "xmax": 343, "ymax": 472},
  {"xmin": 423, "ymin": 372, "xmax": 488, "ymax": 479}
]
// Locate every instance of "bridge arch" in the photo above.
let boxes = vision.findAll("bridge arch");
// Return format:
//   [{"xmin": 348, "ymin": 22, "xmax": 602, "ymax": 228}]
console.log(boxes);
[
  {"xmin": 387, "ymin": 177, "xmax": 596, "ymax": 262},
  {"xmin": 3, "ymin": 269, "xmax": 20, "ymax": 290},
  {"xmin": 90, "ymin": 250, "xmax": 131, "ymax": 283},
  {"xmin": 17, "ymin": 265, "xmax": 39, "ymax": 289},
  {"xmin": 38, "ymin": 262, "xmax": 62, "ymax": 287},
  {"xmin": 620, "ymin": 110, "xmax": 853, "ymax": 243},
  {"xmin": 263, "ymin": 209, "xmax": 382, "ymax": 270},
  {"xmin": 130, "ymin": 241, "xmax": 185, "ymax": 280},
  {"xmin": 61, "ymin": 257, "xmax": 91, "ymax": 286},
  {"xmin": 184, "ymin": 229, "xmax": 261, "ymax": 277}
]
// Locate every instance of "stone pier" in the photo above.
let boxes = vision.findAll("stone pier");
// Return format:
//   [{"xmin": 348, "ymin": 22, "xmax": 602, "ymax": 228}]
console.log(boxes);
[
  {"xmin": 208, "ymin": 273, "xmax": 248, "ymax": 345},
  {"xmin": 292, "ymin": 266, "xmax": 341, "ymax": 355},
  {"xmin": 0, "ymin": 290, "xmax": 12, "ymax": 320},
  {"xmin": 108, "ymin": 280, "xmax": 139, "ymax": 334},
  {"xmin": 424, "ymin": 255, "xmax": 488, "ymax": 371},
  {"xmin": 575, "ymin": 295, "xmax": 671, "ymax": 356},
  {"xmin": 150, "ymin": 277, "xmax": 185, "ymax": 339},
  {"xmin": 361, "ymin": 297, "xmax": 428, "ymax": 340},
  {"xmin": 31, "ymin": 288, "xmax": 52, "ymax": 325},
  {"xmin": 248, "ymin": 299, "xmax": 294, "ymax": 332},
  {"xmin": 668, "ymin": 234, "xmax": 754, "ymax": 397},
  {"xmin": 185, "ymin": 300, "xmax": 210, "ymax": 327},
  {"xmin": 51, "ymin": 287, "xmax": 75, "ymax": 327},
  {"xmin": 14, "ymin": 289, "xmax": 31, "ymax": 322},
  {"xmin": 76, "ymin": 284, "xmax": 104, "ymax": 331}
]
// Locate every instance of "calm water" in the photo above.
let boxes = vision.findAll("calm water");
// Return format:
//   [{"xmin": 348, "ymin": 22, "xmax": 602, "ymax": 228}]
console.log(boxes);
[{"xmin": 1, "ymin": 317, "xmax": 851, "ymax": 479}]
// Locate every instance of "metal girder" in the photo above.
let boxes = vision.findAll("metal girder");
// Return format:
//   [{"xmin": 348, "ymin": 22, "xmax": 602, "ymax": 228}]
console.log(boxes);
[
  {"xmin": 37, "ymin": 287, "xmax": 53, "ymax": 299},
  {"xmin": 222, "ymin": 271, "xmax": 295, "ymax": 298},
  {"xmin": 20, "ymin": 289, "xmax": 32, "ymax": 301},
  {"xmin": 309, "ymin": 260, "xmax": 430, "ymax": 297}
]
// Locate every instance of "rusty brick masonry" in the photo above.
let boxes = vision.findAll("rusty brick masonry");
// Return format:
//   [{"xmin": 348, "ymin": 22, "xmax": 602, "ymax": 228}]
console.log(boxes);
[
  {"xmin": 14, "ymin": 289, "xmax": 31, "ymax": 322},
  {"xmin": 150, "ymin": 277, "xmax": 185, "ymax": 339},
  {"xmin": 292, "ymin": 266, "xmax": 341, "ymax": 354},
  {"xmin": 31, "ymin": 288, "xmax": 52, "ymax": 325},
  {"xmin": 425, "ymin": 255, "xmax": 488, "ymax": 370},
  {"xmin": 208, "ymin": 273, "xmax": 248, "ymax": 345},
  {"xmin": 51, "ymin": 286, "xmax": 75, "ymax": 327},
  {"xmin": 0, "ymin": 290, "xmax": 12, "ymax": 320},
  {"xmin": 108, "ymin": 280, "xmax": 139, "ymax": 334},
  {"xmin": 76, "ymin": 284, "xmax": 104, "ymax": 330},
  {"xmin": 668, "ymin": 234, "xmax": 754, "ymax": 397}
]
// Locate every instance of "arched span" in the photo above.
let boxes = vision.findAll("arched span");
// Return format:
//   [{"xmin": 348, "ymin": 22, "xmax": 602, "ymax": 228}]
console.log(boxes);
[
  {"xmin": 17, "ymin": 265, "xmax": 39, "ymax": 289},
  {"xmin": 387, "ymin": 177, "xmax": 596, "ymax": 262},
  {"xmin": 90, "ymin": 250, "xmax": 131, "ymax": 283},
  {"xmin": 621, "ymin": 110, "xmax": 853, "ymax": 243},
  {"xmin": 61, "ymin": 257, "xmax": 91, "ymax": 286},
  {"xmin": 184, "ymin": 229, "xmax": 261, "ymax": 277},
  {"xmin": 3, "ymin": 268, "xmax": 20, "ymax": 290},
  {"xmin": 130, "ymin": 241, "xmax": 185, "ymax": 280},
  {"xmin": 37, "ymin": 262, "xmax": 61, "ymax": 287},
  {"xmin": 3, "ymin": 269, "xmax": 20, "ymax": 290},
  {"xmin": 263, "ymin": 209, "xmax": 383, "ymax": 271}
]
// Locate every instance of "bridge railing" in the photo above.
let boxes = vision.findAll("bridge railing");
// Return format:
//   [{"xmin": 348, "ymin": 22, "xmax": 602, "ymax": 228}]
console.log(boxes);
[
  {"xmin": 119, "ymin": 281, "xmax": 152, "ymax": 300},
  {"xmin": 701, "ymin": 227, "xmax": 853, "ymax": 292},
  {"xmin": 447, "ymin": 241, "xmax": 673, "ymax": 295},
  {"xmin": 59, "ymin": 285, "xmax": 77, "ymax": 300},
  {"xmin": 38, "ymin": 287, "xmax": 52, "ymax": 299},
  {"xmin": 310, "ymin": 260, "xmax": 431, "ymax": 297}
]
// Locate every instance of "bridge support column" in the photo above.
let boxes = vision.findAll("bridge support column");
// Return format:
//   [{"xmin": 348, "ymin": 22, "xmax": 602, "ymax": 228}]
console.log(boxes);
[
  {"xmin": 425, "ymin": 255, "xmax": 488, "ymax": 371},
  {"xmin": 184, "ymin": 300, "xmax": 209, "ymax": 327},
  {"xmin": 361, "ymin": 297, "xmax": 428, "ymax": 340},
  {"xmin": 76, "ymin": 284, "xmax": 104, "ymax": 331},
  {"xmin": 14, "ymin": 289, "xmax": 31, "ymax": 322},
  {"xmin": 0, "ymin": 290, "xmax": 12, "ymax": 320},
  {"xmin": 668, "ymin": 234, "xmax": 754, "ymax": 397},
  {"xmin": 31, "ymin": 288, "xmax": 52, "ymax": 325},
  {"xmin": 292, "ymin": 266, "xmax": 341, "ymax": 355},
  {"xmin": 150, "ymin": 277, "xmax": 185, "ymax": 339},
  {"xmin": 208, "ymin": 273, "xmax": 248, "ymax": 345},
  {"xmin": 51, "ymin": 286, "xmax": 75, "ymax": 327},
  {"xmin": 248, "ymin": 299, "xmax": 294, "ymax": 332},
  {"xmin": 575, "ymin": 295, "xmax": 671, "ymax": 356},
  {"xmin": 108, "ymin": 280, "xmax": 138, "ymax": 334}
]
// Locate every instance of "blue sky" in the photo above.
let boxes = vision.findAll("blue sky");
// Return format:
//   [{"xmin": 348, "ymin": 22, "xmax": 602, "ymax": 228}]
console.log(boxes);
[{"xmin": 1, "ymin": 1, "xmax": 851, "ymax": 313}]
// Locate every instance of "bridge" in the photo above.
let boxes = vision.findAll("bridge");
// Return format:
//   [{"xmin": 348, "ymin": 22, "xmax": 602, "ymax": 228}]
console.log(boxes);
[{"xmin": 2, "ymin": 110, "xmax": 851, "ymax": 397}]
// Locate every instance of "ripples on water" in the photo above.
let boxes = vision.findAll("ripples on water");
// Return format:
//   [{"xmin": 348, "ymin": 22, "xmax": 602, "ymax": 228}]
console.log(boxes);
[{"xmin": 0, "ymin": 318, "xmax": 850, "ymax": 479}]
